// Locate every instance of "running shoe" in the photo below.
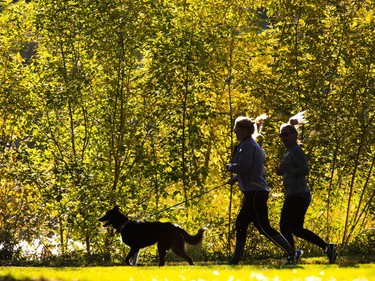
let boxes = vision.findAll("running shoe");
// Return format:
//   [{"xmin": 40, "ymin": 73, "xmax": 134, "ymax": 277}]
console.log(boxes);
[
  {"xmin": 282, "ymin": 249, "xmax": 303, "ymax": 265},
  {"xmin": 294, "ymin": 249, "xmax": 303, "ymax": 264}
]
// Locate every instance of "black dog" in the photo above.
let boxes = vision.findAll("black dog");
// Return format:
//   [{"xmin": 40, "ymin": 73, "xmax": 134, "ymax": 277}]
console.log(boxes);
[{"xmin": 99, "ymin": 206, "xmax": 206, "ymax": 266}]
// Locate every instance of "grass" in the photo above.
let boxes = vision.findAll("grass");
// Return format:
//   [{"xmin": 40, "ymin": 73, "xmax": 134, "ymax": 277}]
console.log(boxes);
[{"xmin": 1, "ymin": 264, "xmax": 375, "ymax": 281}]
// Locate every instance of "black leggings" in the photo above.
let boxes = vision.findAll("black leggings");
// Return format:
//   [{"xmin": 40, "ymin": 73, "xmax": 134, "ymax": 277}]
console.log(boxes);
[
  {"xmin": 280, "ymin": 193, "xmax": 326, "ymax": 250},
  {"xmin": 235, "ymin": 190, "xmax": 279, "ymax": 242}
]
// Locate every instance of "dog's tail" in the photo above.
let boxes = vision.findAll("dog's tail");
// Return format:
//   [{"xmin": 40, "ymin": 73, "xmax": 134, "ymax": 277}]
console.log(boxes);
[{"xmin": 181, "ymin": 227, "xmax": 206, "ymax": 245}]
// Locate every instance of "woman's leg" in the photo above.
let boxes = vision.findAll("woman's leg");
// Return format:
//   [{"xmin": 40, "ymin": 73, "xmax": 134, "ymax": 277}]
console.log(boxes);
[
  {"xmin": 287, "ymin": 194, "xmax": 337, "ymax": 263},
  {"xmin": 229, "ymin": 193, "xmax": 253, "ymax": 264},
  {"xmin": 251, "ymin": 191, "xmax": 294, "ymax": 256},
  {"xmin": 235, "ymin": 193, "xmax": 253, "ymax": 242},
  {"xmin": 285, "ymin": 194, "xmax": 327, "ymax": 250},
  {"xmin": 280, "ymin": 196, "xmax": 296, "ymax": 249}
]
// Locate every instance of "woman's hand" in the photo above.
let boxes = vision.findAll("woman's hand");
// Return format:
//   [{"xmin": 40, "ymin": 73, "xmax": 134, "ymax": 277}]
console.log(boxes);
[{"xmin": 226, "ymin": 176, "xmax": 238, "ymax": 185}]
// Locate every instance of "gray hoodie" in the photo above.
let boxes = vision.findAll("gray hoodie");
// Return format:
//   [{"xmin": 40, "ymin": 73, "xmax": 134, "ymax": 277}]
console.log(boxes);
[
  {"xmin": 227, "ymin": 137, "xmax": 269, "ymax": 192},
  {"xmin": 281, "ymin": 144, "xmax": 310, "ymax": 197}
]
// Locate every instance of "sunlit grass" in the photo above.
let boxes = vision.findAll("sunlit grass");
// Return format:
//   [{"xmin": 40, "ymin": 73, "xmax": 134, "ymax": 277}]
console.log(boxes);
[{"xmin": 1, "ymin": 264, "xmax": 375, "ymax": 281}]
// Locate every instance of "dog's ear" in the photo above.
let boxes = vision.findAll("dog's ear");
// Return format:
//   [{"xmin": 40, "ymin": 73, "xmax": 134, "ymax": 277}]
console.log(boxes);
[{"xmin": 114, "ymin": 205, "xmax": 119, "ymax": 211}]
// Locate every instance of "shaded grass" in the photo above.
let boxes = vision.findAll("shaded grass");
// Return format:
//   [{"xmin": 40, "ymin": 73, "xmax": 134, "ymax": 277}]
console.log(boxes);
[{"xmin": 1, "ymin": 264, "xmax": 374, "ymax": 281}]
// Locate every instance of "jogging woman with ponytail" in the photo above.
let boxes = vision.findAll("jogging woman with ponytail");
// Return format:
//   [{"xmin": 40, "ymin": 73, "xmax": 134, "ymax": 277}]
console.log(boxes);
[
  {"xmin": 276, "ymin": 111, "xmax": 337, "ymax": 264},
  {"xmin": 226, "ymin": 115, "xmax": 300, "ymax": 265}
]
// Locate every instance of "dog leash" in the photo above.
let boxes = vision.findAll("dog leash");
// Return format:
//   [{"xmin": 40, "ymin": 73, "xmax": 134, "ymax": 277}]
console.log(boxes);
[{"xmin": 140, "ymin": 182, "xmax": 227, "ymax": 220}]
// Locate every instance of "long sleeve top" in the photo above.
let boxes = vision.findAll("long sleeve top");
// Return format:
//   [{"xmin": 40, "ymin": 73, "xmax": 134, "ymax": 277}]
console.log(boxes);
[
  {"xmin": 281, "ymin": 144, "xmax": 310, "ymax": 197},
  {"xmin": 227, "ymin": 137, "xmax": 269, "ymax": 192}
]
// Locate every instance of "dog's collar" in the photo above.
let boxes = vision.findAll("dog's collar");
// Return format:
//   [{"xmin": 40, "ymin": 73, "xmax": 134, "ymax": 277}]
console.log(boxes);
[{"xmin": 117, "ymin": 220, "xmax": 131, "ymax": 233}]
